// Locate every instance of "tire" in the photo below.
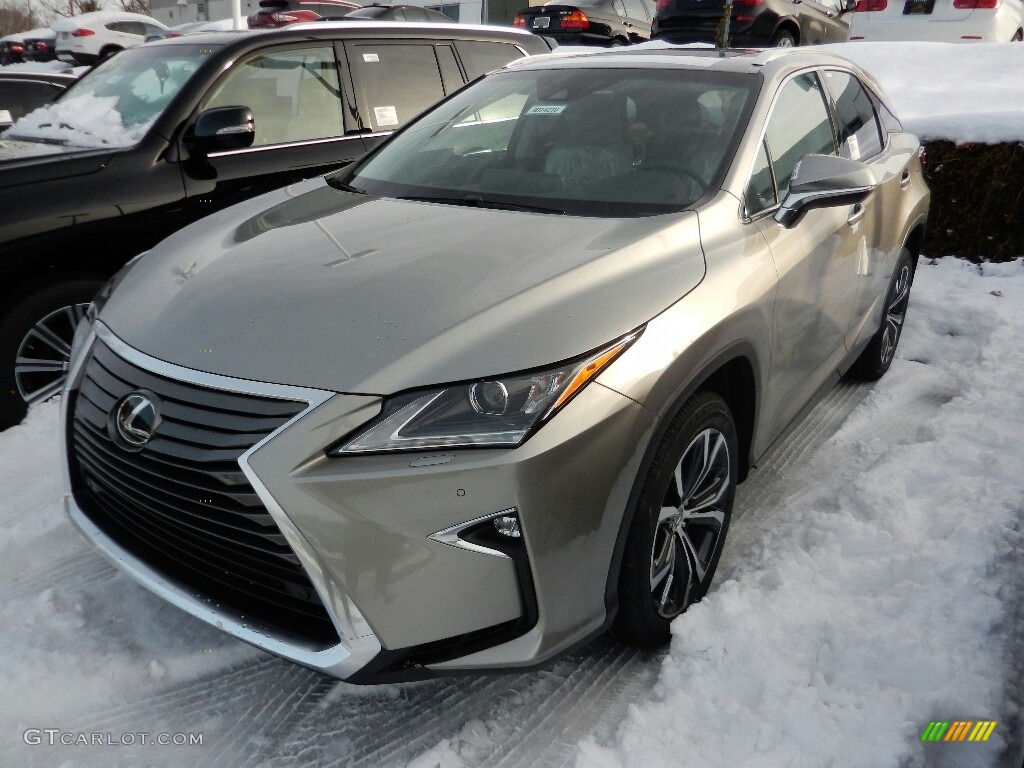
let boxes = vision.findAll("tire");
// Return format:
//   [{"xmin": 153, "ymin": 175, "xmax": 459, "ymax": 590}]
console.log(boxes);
[
  {"xmin": 850, "ymin": 248, "xmax": 914, "ymax": 381},
  {"xmin": 607, "ymin": 37, "xmax": 627, "ymax": 47},
  {"xmin": 771, "ymin": 28, "xmax": 797, "ymax": 47},
  {"xmin": 611, "ymin": 391, "xmax": 738, "ymax": 648},
  {"xmin": 98, "ymin": 45, "xmax": 122, "ymax": 62},
  {"xmin": 0, "ymin": 279, "xmax": 104, "ymax": 429}
]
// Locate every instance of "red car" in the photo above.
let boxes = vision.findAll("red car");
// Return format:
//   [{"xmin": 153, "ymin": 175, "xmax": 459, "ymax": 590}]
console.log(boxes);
[{"xmin": 248, "ymin": 0, "xmax": 360, "ymax": 27}]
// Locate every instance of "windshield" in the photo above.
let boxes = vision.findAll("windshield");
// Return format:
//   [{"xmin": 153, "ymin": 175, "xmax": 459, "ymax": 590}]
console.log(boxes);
[
  {"xmin": 341, "ymin": 66, "xmax": 755, "ymax": 217},
  {"xmin": 7, "ymin": 43, "xmax": 220, "ymax": 148}
]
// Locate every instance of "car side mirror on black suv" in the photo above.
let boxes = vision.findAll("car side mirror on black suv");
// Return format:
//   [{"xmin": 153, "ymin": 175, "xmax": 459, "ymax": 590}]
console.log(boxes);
[
  {"xmin": 776, "ymin": 154, "xmax": 875, "ymax": 228},
  {"xmin": 188, "ymin": 106, "xmax": 256, "ymax": 154}
]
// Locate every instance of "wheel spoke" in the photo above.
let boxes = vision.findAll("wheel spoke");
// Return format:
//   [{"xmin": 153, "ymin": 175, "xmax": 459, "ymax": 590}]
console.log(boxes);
[
  {"xmin": 650, "ymin": 531, "xmax": 675, "ymax": 590},
  {"xmin": 677, "ymin": 526, "xmax": 708, "ymax": 584},
  {"xmin": 15, "ymin": 356, "xmax": 67, "ymax": 374},
  {"xmin": 21, "ymin": 376, "xmax": 66, "ymax": 405},
  {"xmin": 26, "ymin": 322, "xmax": 72, "ymax": 357}
]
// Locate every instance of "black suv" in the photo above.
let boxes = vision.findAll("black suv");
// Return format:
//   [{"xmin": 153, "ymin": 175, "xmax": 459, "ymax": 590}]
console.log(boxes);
[
  {"xmin": 0, "ymin": 23, "xmax": 552, "ymax": 428},
  {"xmin": 652, "ymin": 0, "xmax": 854, "ymax": 46}
]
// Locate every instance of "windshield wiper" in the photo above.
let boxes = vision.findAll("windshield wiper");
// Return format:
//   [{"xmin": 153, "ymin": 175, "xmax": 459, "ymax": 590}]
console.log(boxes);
[
  {"xmin": 326, "ymin": 177, "xmax": 367, "ymax": 194},
  {"xmin": 395, "ymin": 195, "xmax": 564, "ymax": 215}
]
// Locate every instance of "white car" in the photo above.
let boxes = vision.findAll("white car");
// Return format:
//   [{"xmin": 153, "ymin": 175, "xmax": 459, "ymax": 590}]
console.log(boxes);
[
  {"xmin": 850, "ymin": 0, "xmax": 1023, "ymax": 41},
  {"xmin": 53, "ymin": 11, "xmax": 168, "ymax": 65}
]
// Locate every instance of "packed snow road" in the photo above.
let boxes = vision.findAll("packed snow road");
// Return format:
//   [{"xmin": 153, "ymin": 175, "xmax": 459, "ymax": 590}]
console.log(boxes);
[{"xmin": 0, "ymin": 257, "xmax": 1021, "ymax": 768}]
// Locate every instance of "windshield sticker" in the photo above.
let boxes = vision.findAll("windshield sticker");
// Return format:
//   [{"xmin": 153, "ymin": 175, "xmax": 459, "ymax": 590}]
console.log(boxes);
[
  {"xmin": 526, "ymin": 104, "xmax": 567, "ymax": 115},
  {"xmin": 374, "ymin": 105, "xmax": 399, "ymax": 127},
  {"xmin": 363, "ymin": 53, "xmax": 380, "ymax": 63}
]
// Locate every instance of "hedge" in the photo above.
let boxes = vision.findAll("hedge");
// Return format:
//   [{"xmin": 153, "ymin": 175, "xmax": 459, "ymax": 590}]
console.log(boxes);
[{"xmin": 921, "ymin": 141, "xmax": 1024, "ymax": 263}]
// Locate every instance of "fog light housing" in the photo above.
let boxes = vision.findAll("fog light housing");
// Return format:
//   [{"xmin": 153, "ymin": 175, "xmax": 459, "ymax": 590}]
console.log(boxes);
[{"xmin": 493, "ymin": 513, "xmax": 521, "ymax": 538}]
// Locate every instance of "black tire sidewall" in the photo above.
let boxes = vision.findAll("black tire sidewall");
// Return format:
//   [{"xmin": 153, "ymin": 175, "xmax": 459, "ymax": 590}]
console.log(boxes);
[
  {"xmin": 612, "ymin": 391, "xmax": 738, "ymax": 647},
  {"xmin": 0, "ymin": 279, "xmax": 104, "ymax": 428}
]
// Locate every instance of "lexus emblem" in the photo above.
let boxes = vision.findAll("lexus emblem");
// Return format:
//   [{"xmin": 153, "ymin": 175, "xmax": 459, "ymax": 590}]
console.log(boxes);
[{"xmin": 110, "ymin": 391, "xmax": 162, "ymax": 450}]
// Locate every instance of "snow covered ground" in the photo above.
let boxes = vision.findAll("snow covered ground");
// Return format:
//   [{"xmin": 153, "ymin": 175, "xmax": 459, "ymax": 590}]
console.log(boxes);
[{"xmin": 0, "ymin": 257, "xmax": 1021, "ymax": 767}]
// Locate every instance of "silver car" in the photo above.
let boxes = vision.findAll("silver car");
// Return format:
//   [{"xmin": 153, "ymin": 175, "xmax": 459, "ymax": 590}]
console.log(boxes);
[{"xmin": 61, "ymin": 47, "xmax": 929, "ymax": 682}]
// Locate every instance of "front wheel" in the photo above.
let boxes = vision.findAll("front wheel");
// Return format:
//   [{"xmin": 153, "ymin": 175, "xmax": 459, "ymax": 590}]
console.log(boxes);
[
  {"xmin": 612, "ymin": 391, "xmax": 738, "ymax": 648},
  {"xmin": 850, "ymin": 248, "xmax": 914, "ymax": 381},
  {"xmin": 0, "ymin": 279, "xmax": 104, "ymax": 428}
]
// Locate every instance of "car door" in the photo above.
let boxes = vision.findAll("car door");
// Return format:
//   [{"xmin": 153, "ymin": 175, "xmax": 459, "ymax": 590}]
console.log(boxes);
[
  {"xmin": 820, "ymin": 68, "xmax": 908, "ymax": 350},
  {"xmin": 807, "ymin": 0, "xmax": 852, "ymax": 41},
  {"xmin": 746, "ymin": 70, "xmax": 863, "ymax": 440},
  {"xmin": 179, "ymin": 43, "xmax": 367, "ymax": 219},
  {"xmin": 621, "ymin": 0, "xmax": 654, "ymax": 39}
]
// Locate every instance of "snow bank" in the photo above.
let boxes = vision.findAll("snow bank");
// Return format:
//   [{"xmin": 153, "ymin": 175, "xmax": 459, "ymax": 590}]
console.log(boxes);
[
  {"xmin": 576, "ymin": 257, "xmax": 1024, "ymax": 768},
  {"xmin": 823, "ymin": 42, "xmax": 1024, "ymax": 144}
]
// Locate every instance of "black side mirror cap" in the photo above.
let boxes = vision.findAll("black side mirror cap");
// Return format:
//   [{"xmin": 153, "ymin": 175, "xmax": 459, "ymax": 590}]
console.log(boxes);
[
  {"xmin": 775, "ymin": 154, "xmax": 875, "ymax": 228},
  {"xmin": 188, "ymin": 106, "xmax": 255, "ymax": 154}
]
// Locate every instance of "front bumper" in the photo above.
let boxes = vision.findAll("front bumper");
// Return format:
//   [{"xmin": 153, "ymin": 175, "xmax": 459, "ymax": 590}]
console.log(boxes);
[{"xmin": 63, "ymin": 322, "xmax": 656, "ymax": 681}]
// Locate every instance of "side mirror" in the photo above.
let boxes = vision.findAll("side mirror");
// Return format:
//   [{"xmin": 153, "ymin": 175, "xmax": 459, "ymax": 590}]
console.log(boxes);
[
  {"xmin": 187, "ymin": 106, "xmax": 255, "ymax": 154},
  {"xmin": 775, "ymin": 154, "xmax": 875, "ymax": 228}
]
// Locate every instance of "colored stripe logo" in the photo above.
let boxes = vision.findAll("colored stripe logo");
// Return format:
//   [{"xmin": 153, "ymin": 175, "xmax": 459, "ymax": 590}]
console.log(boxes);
[{"xmin": 921, "ymin": 721, "xmax": 997, "ymax": 743}]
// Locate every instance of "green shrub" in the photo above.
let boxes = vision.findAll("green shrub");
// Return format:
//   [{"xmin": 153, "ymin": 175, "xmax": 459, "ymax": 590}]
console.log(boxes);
[{"xmin": 921, "ymin": 141, "xmax": 1024, "ymax": 263}]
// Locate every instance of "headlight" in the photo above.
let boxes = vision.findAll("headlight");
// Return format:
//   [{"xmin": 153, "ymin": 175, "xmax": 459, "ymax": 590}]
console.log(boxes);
[{"xmin": 331, "ymin": 332, "xmax": 640, "ymax": 455}]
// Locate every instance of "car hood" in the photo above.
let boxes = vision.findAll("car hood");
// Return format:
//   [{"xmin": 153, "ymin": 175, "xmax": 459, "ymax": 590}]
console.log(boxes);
[
  {"xmin": 100, "ymin": 178, "xmax": 706, "ymax": 395},
  {"xmin": 0, "ymin": 138, "xmax": 111, "ymax": 182}
]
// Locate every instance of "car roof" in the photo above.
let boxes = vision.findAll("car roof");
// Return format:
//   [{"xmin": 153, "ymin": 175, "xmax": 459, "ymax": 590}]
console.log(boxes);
[
  {"xmin": 506, "ymin": 45, "xmax": 870, "ymax": 78},
  {"xmin": 146, "ymin": 20, "xmax": 543, "ymax": 48}
]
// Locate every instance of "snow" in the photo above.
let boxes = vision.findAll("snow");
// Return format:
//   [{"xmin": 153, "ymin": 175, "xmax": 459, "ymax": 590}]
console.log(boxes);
[
  {"xmin": 0, "ymin": 259, "xmax": 1020, "ymax": 767},
  {"xmin": 8, "ymin": 91, "xmax": 149, "ymax": 148},
  {"xmin": 822, "ymin": 42, "xmax": 1024, "ymax": 144}
]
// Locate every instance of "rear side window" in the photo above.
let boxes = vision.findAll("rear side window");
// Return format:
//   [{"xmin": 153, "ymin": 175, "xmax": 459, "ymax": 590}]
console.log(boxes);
[
  {"xmin": 453, "ymin": 41, "xmax": 524, "ymax": 80},
  {"xmin": 348, "ymin": 44, "xmax": 444, "ymax": 131},
  {"xmin": 822, "ymin": 70, "xmax": 883, "ymax": 161},
  {"xmin": 764, "ymin": 72, "xmax": 837, "ymax": 201}
]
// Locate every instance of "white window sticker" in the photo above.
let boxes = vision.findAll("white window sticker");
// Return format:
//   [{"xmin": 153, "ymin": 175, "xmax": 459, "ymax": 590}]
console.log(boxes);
[
  {"xmin": 847, "ymin": 133, "xmax": 861, "ymax": 161},
  {"xmin": 526, "ymin": 104, "xmax": 567, "ymax": 115},
  {"xmin": 374, "ymin": 105, "xmax": 399, "ymax": 127},
  {"xmin": 362, "ymin": 52, "xmax": 380, "ymax": 63}
]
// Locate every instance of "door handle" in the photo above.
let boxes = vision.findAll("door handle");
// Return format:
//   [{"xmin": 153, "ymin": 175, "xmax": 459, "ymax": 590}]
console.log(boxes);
[
  {"xmin": 900, "ymin": 169, "xmax": 912, "ymax": 189},
  {"xmin": 847, "ymin": 202, "xmax": 865, "ymax": 226}
]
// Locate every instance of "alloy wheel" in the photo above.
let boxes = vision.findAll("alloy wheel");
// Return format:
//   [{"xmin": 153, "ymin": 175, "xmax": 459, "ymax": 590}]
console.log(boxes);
[
  {"xmin": 649, "ymin": 427, "xmax": 731, "ymax": 618},
  {"xmin": 880, "ymin": 263, "xmax": 911, "ymax": 367},
  {"xmin": 14, "ymin": 302, "xmax": 89, "ymax": 405}
]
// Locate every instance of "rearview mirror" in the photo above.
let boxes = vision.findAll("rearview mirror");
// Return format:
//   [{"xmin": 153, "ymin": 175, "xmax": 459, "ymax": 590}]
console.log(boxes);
[
  {"xmin": 187, "ymin": 106, "xmax": 255, "ymax": 155},
  {"xmin": 775, "ymin": 154, "xmax": 875, "ymax": 228}
]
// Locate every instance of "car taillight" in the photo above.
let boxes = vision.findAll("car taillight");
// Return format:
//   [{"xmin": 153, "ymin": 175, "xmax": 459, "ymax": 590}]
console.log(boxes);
[
  {"xmin": 855, "ymin": 0, "xmax": 887, "ymax": 9},
  {"xmin": 11, "ymin": 43, "xmax": 25, "ymax": 52},
  {"xmin": 656, "ymin": 0, "xmax": 671, "ymax": 9},
  {"xmin": 268, "ymin": 9, "xmax": 319, "ymax": 23},
  {"xmin": 513, "ymin": 12, "xmax": 526, "ymax": 27},
  {"xmin": 561, "ymin": 9, "xmax": 589, "ymax": 29},
  {"xmin": 954, "ymin": 0, "xmax": 999, "ymax": 8},
  {"xmin": 71, "ymin": 28, "xmax": 96, "ymax": 36},
  {"xmin": 37, "ymin": 42, "xmax": 50, "ymax": 50}
]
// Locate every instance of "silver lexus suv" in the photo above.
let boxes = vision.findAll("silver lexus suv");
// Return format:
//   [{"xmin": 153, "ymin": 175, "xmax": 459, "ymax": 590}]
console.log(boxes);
[{"xmin": 61, "ymin": 46, "xmax": 929, "ymax": 683}]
